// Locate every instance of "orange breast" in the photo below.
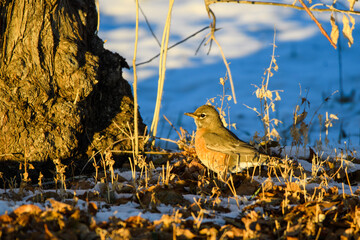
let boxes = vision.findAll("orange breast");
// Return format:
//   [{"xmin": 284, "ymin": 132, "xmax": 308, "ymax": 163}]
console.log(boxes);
[{"xmin": 195, "ymin": 128, "xmax": 230, "ymax": 173}]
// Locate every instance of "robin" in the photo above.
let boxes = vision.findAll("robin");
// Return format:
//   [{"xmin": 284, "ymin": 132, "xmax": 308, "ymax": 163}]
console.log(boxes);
[{"xmin": 185, "ymin": 105, "xmax": 269, "ymax": 175}]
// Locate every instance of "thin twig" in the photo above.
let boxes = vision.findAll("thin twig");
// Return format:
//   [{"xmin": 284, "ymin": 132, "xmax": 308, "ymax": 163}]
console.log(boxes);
[
  {"xmin": 111, "ymin": 150, "xmax": 172, "ymax": 155},
  {"xmin": 298, "ymin": 0, "xmax": 337, "ymax": 49},
  {"xmin": 156, "ymin": 137, "xmax": 178, "ymax": 144},
  {"xmin": 205, "ymin": 0, "xmax": 360, "ymax": 15},
  {"xmin": 133, "ymin": 0, "xmax": 140, "ymax": 157},
  {"xmin": 150, "ymin": 0, "xmax": 175, "ymax": 142},
  {"xmin": 163, "ymin": 114, "xmax": 181, "ymax": 139},
  {"xmin": 211, "ymin": 36, "xmax": 236, "ymax": 104},
  {"xmin": 308, "ymin": 91, "xmax": 338, "ymax": 127},
  {"xmin": 344, "ymin": 166, "xmax": 353, "ymax": 195},
  {"xmin": 135, "ymin": 26, "xmax": 209, "ymax": 67},
  {"xmin": 95, "ymin": 0, "xmax": 100, "ymax": 33},
  {"xmin": 138, "ymin": 3, "xmax": 161, "ymax": 47},
  {"xmin": 206, "ymin": 7, "xmax": 237, "ymax": 104},
  {"xmin": 195, "ymin": 35, "xmax": 208, "ymax": 55}
]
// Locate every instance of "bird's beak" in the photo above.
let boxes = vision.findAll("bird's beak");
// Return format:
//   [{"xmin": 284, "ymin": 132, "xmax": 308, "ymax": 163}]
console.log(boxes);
[{"xmin": 184, "ymin": 112, "xmax": 196, "ymax": 118}]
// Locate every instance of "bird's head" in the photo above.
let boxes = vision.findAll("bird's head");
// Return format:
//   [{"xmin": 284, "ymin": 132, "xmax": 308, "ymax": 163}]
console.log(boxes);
[{"xmin": 185, "ymin": 105, "xmax": 223, "ymax": 129}]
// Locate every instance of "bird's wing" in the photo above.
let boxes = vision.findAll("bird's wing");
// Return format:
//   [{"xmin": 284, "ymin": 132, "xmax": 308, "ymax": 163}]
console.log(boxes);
[{"xmin": 203, "ymin": 131, "xmax": 258, "ymax": 155}]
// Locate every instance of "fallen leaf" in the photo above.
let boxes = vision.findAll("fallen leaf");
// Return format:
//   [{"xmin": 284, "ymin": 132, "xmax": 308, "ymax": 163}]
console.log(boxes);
[
  {"xmin": 88, "ymin": 202, "xmax": 98, "ymax": 216},
  {"xmin": 125, "ymin": 215, "xmax": 149, "ymax": 228},
  {"xmin": 200, "ymin": 227, "xmax": 218, "ymax": 240},
  {"xmin": 176, "ymin": 228, "xmax": 196, "ymax": 239},
  {"xmin": 154, "ymin": 214, "xmax": 174, "ymax": 230},
  {"xmin": 44, "ymin": 223, "xmax": 59, "ymax": 240},
  {"xmin": 110, "ymin": 228, "xmax": 131, "ymax": 240},
  {"xmin": 13, "ymin": 204, "xmax": 42, "ymax": 216},
  {"xmin": 47, "ymin": 199, "xmax": 73, "ymax": 213},
  {"xmin": 0, "ymin": 214, "xmax": 12, "ymax": 223}
]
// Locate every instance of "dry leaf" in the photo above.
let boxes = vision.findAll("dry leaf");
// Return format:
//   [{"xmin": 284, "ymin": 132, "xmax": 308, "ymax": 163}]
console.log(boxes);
[
  {"xmin": 176, "ymin": 228, "xmax": 196, "ymax": 239},
  {"xmin": 273, "ymin": 58, "xmax": 279, "ymax": 71},
  {"xmin": 47, "ymin": 199, "xmax": 73, "ymax": 213},
  {"xmin": 41, "ymin": 210, "xmax": 66, "ymax": 229},
  {"xmin": 0, "ymin": 214, "xmax": 12, "ymax": 223},
  {"xmin": 270, "ymin": 102, "xmax": 275, "ymax": 112},
  {"xmin": 329, "ymin": 113, "xmax": 338, "ymax": 120},
  {"xmin": 88, "ymin": 202, "xmax": 98, "ymax": 216},
  {"xmin": 348, "ymin": 0, "xmax": 356, "ymax": 11},
  {"xmin": 342, "ymin": 14, "xmax": 355, "ymax": 47},
  {"xmin": 255, "ymin": 88, "xmax": 261, "ymax": 98},
  {"xmin": 330, "ymin": 13, "xmax": 339, "ymax": 46},
  {"xmin": 286, "ymin": 182, "xmax": 302, "ymax": 193},
  {"xmin": 273, "ymin": 118, "xmax": 281, "ymax": 126},
  {"xmin": 219, "ymin": 77, "xmax": 225, "ymax": 85},
  {"xmin": 270, "ymin": 128, "xmax": 280, "ymax": 139},
  {"xmin": 70, "ymin": 209, "xmax": 81, "ymax": 221},
  {"xmin": 328, "ymin": 186, "xmax": 339, "ymax": 195},
  {"xmin": 275, "ymin": 91, "xmax": 281, "ymax": 101},
  {"xmin": 296, "ymin": 111, "xmax": 307, "ymax": 123},
  {"xmin": 265, "ymin": 90, "xmax": 273, "ymax": 99},
  {"xmin": 263, "ymin": 114, "xmax": 270, "ymax": 124},
  {"xmin": 200, "ymin": 227, "xmax": 218, "ymax": 240},
  {"xmin": 13, "ymin": 204, "xmax": 42, "ymax": 216},
  {"xmin": 154, "ymin": 214, "xmax": 173, "ymax": 229},
  {"xmin": 223, "ymin": 226, "xmax": 242, "ymax": 238},
  {"xmin": 44, "ymin": 223, "xmax": 58, "ymax": 240},
  {"xmin": 287, "ymin": 222, "xmax": 302, "ymax": 236},
  {"xmin": 110, "ymin": 228, "xmax": 131, "ymax": 240},
  {"xmin": 125, "ymin": 215, "xmax": 148, "ymax": 228}
]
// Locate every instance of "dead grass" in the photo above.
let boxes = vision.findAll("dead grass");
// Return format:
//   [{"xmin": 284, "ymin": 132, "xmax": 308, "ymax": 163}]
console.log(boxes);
[
  {"xmin": 1, "ymin": 3, "xmax": 360, "ymax": 240},
  {"xmin": 1, "ymin": 148, "xmax": 360, "ymax": 239},
  {"xmin": 1, "ymin": 44, "xmax": 358, "ymax": 240}
]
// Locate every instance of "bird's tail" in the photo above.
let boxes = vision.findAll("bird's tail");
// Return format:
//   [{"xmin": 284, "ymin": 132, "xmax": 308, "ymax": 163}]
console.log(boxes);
[{"xmin": 229, "ymin": 153, "xmax": 270, "ymax": 173}]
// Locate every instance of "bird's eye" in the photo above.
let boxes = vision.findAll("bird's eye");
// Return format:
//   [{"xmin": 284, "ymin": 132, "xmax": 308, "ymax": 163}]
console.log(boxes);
[{"xmin": 199, "ymin": 113, "xmax": 206, "ymax": 119}]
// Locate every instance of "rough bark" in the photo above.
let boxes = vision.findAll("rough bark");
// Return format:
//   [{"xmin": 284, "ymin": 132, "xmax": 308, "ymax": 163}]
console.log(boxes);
[{"xmin": 0, "ymin": 0, "xmax": 145, "ymax": 162}]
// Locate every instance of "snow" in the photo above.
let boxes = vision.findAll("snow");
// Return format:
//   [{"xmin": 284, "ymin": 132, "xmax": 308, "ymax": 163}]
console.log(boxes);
[
  {"xmin": 98, "ymin": 0, "xmax": 360, "ymax": 151},
  {"xmin": 3, "ymin": 0, "xmax": 360, "ymax": 230}
]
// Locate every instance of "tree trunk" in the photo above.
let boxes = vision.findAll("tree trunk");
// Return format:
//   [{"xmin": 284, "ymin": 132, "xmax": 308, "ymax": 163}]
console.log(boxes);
[{"xmin": 0, "ymin": 0, "xmax": 145, "ymax": 162}]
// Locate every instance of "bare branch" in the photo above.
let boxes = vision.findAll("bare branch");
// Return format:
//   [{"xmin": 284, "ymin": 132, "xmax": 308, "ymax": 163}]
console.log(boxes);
[
  {"xmin": 298, "ymin": 0, "xmax": 337, "ymax": 49},
  {"xmin": 205, "ymin": 0, "xmax": 360, "ymax": 16}
]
